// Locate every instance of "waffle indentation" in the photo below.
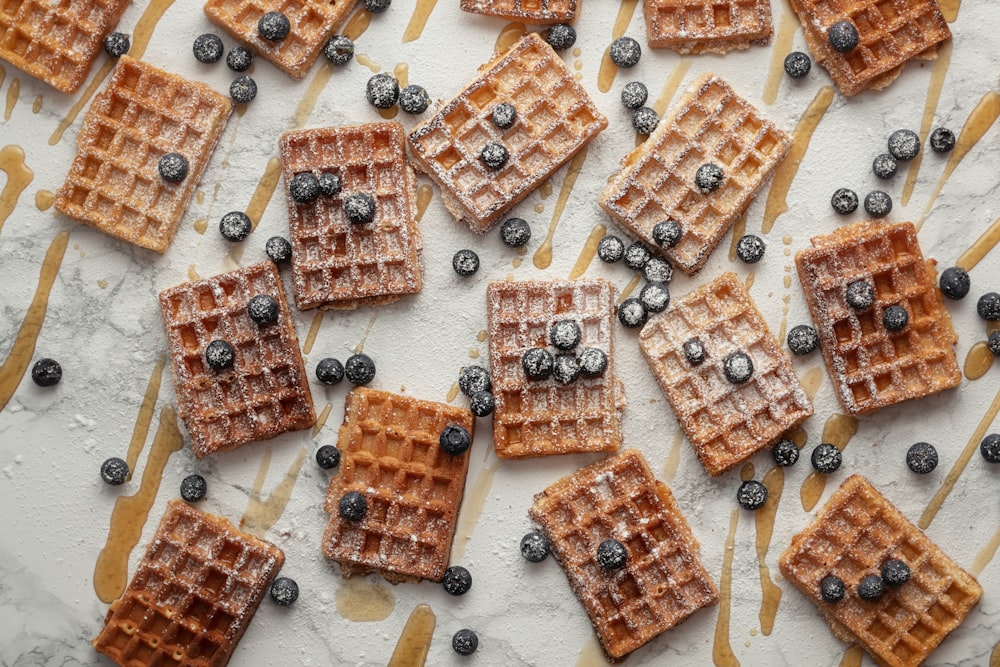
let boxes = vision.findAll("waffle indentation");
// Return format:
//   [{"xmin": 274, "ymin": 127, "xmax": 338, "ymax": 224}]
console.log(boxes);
[
  {"xmin": 644, "ymin": 0, "xmax": 773, "ymax": 53},
  {"xmin": 459, "ymin": 0, "xmax": 577, "ymax": 23}
]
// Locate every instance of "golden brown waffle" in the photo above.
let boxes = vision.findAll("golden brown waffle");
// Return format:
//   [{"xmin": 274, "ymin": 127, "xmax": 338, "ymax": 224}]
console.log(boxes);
[
  {"xmin": 530, "ymin": 449, "xmax": 718, "ymax": 661},
  {"xmin": 600, "ymin": 73, "xmax": 790, "ymax": 275},
  {"xmin": 795, "ymin": 220, "xmax": 960, "ymax": 415},
  {"xmin": 408, "ymin": 33, "xmax": 606, "ymax": 234},
  {"xmin": 55, "ymin": 56, "xmax": 232, "ymax": 253},
  {"xmin": 644, "ymin": 0, "xmax": 772, "ymax": 53},
  {"xmin": 639, "ymin": 272, "xmax": 813, "ymax": 476},
  {"xmin": 0, "ymin": 0, "xmax": 130, "ymax": 93},
  {"xmin": 204, "ymin": 0, "xmax": 357, "ymax": 79},
  {"xmin": 459, "ymin": 0, "xmax": 576, "ymax": 24},
  {"xmin": 279, "ymin": 122, "xmax": 422, "ymax": 311},
  {"xmin": 93, "ymin": 500, "xmax": 284, "ymax": 667},
  {"xmin": 486, "ymin": 278, "xmax": 625, "ymax": 458},
  {"xmin": 779, "ymin": 475, "xmax": 982, "ymax": 667},
  {"xmin": 158, "ymin": 261, "xmax": 316, "ymax": 458},
  {"xmin": 789, "ymin": 0, "xmax": 950, "ymax": 97},
  {"xmin": 322, "ymin": 388, "xmax": 475, "ymax": 583}
]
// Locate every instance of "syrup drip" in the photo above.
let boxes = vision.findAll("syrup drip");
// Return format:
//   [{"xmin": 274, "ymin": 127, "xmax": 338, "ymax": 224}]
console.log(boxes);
[
  {"xmin": 187, "ymin": 264, "xmax": 200, "ymax": 281},
  {"xmin": 728, "ymin": 213, "xmax": 748, "ymax": 261},
  {"xmin": 900, "ymin": 39, "xmax": 953, "ymax": 206},
  {"xmin": 762, "ymin": 86, "xmax": 834, "ymax": 234},
  {"xmin": 801, "ymin": 366, "xmax": 824, "ymax": 400},
  {"xmin": 567, "ymin": 224, "xmax": 607, "ymax": 279},
  {"xmin": 0, "ymin": 63, "xmax": 4, "ymax": 89},
  {"xmin": 756, "ymin": 467, "xmax": 784, "ymax": 635},
  {"xmin": 446, "ymin": 382, "xmax": 460, "ymax": 402},
  {"xmin": 34, "ymin": 189, "xmax": 53, "ymax": 211},
  {"xmin": 712, "ymin": 509, "xmax": 740, "ymax": 667},
  {"xmin": 403, "ymin": 0, "xmax": 438, "ymax": 43},
  {"xmin": 970, "ymin": 524, "xmax": 1000, "ymax": 576},
  {"xmin": 293, "ymin": 62, "xmax": 334, "ymax": 128},
  {"xmin": 356, "ymin": 54, "xmax": 381, "ymax": 73},
  {"xmin": 246, "ymin": 157, "xmax": 283, "ymax": 229},
  {"xmin": 618, "ymin": 275, "xmax": 641, "ymax": 303},
  {"xmin": 574, "ymin": 636, "xmax": 611, "ymax": 666},
  {"xmin": 388, "ymin": 604, "xmax": 436, "ymax": 667},
  {"xmin": 124, "ymin": 357, "xmax": 166, "ymax": 480},
  {"xmin": 0, "ymin": 144, "xmax": 34, "ymax": 235},
  {"xmin": 477, "ymin": 329, "xmax": 487, "ymax": 342},
  {"xmin": 452, "ymin": 459, "xmax": 499, "ymax": 561},
  {"xmin": 938, "ymin": 0, "xmax": 960, "ymax": 21},
  {"xmin": 336, "ymin": 576, "xmax": 395, "ymax": 621},
  {"xmin": 343, "ymin": 8, "xmax": 373, "ymax": 41},
  {"xmin": 193, "ymin": 218, "xmax": 208, "ymax": 234},
  {"xmin": 762, "ymin": 5, "xmax": 800, "ymax": 105},
  {"xmin": 353, "ymin": 314, "xmax": 377, "ymax": 354},
  {"xmin": 596, "ymin": 0, "xmax": 639, "ymax": 93},
  {"xmin": 394, "ymin": 63, "xmax": 409, "ymax": 88},
  {"xmin": 651, "ymin": 58, "xmax": 692, "ymax": 116},
  {"xmin": 964, "ymin": 342, "xmax": 994, "ymax": 381},
  {"xmin": 799, "ymin": 414, "xmax": 858, "ymax": 511},
  {"xmin": 4, "ymin": 77, "xmax": 18, "ymax": 120},
  {"xmin": 302, "ymin": 312, "xmax": 324, "ymax": 355},
  {"xmin": 312, "ymin": 403, "xmax": 333, "ymax": 437},
  {"xmin": 241, "ymin": 447, "xmax": 308, "ymax": 538},
  {"xmin": 957, "ymin": 214, "xmax": 1000, "ymax": 271},
  {"xmin": 415, "ymin": 184, "xmax": 433, "ymax": 221},
  {"xmin": 533, "ymin": 147, "xmax": 588, "ymax": 269},
  {"xmin": 662, "ymin": 429, "xmax": 684, "ymax": 483},
  {"xmin": 839, "ymin": 646, "xmax": 863, "ymax": 667},
  {"xmin": 992, "ymin": 641, "xmax": 1000, "ymax": 667},
  {"xmin": 494, "ymin": 22, "xmax": 526, "ymax": 53},
  {"xmin": 744, "ymin": 272, "xmax": 755, "ymax": 290},
  {"xmin": 741, "ymin": 462, "xmax": 755, "ymax": 481}
]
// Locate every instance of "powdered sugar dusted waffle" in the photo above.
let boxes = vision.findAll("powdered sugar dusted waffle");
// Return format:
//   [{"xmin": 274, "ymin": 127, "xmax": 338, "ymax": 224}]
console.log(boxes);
[
  {"xmin": 639, "ymin": 272, "xmax": 813, "ymax": 476},
  {"xmin": 408, "ymin": 33, "xmax": 606, "ymax": 233},
  {"xmin": 279, "ymin": 122, "xmax": 422, "ymax": 311},
  {"xmin": 93, "ymin": 500, "xmax": 284, "ymax": 667},
  {"xmin": 459, "ymin": 0, "xmax": 576, "ymax": 24},
  {"xmin": 486, "ymin": 278, "xmax": 624, "ymax": 458},
  {"xmin": 530, "ymin": 449, "xmax": 718, "ymax": 661},
  {"xmin": 55, "ymin": 56, "xmax": 232, "ymax": 253},
  {"xmin": 644, "ymin": 0, "xmax": 773, "ymax": 53},
  {"xmin": 321, "ymin": 388, "xmax": 474, "ymax": 583},
  {"xmin": 779, "ymin": 475, "xmax": 982, "ymax": 667},
  {"xmin": 795, "ymin": 220, "xmax": 960, "ymax": 415},
  {"xmin": 158, "ymin": 261, "xmax": 315, "ymax": 458},
  {"xmin": 599, "ymin": 73, "xmax": 790, "ymax": 275}
]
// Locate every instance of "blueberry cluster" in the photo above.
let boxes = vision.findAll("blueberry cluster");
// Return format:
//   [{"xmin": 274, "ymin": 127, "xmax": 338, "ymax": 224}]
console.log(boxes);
[
  {"xmin": 520, "ymin": 320, "xmax": 609, "ymax": 385},
  {"xmin": 820, "ymin": 558, "xmax": 911, "ymax": 604},
  {"xmin": 458, "ymin": 365, "xmax": 495, "ymax": 418},
  {"xmin": 365, "ymin": 73, "xmax": 431, "ymax": 115},
  {"xmin": 619, "ymin": 79, "xmax": 659, "ymax": 135},
  {"xmin": 192, "ymin": 33, "xmax": 261, "ymax": 104},
  {"xmin": 599, "ymin": 237, "xmax": 674, "ymax": 329},
  {"xmin": 310, "ymin": 353, "xmax": 378, "ymax": 471}
]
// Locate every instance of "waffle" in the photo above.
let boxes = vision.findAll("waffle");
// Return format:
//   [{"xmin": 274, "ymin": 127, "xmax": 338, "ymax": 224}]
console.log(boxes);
[
  {"xmin": 795, "ymin": 220, "xmax": 960, "ymax": 415},
  {"xmin": 0, "ymin": 0, "xmax": 130, "ymax": 93},
  {"xmin": 644, "ymin": 0, "xmax": 773, "ymax": 53},
  {"xmin": 599, "ymin": 73, "xmax": 790, "ymax": 276},
  {"xmin": 486, "ymin": 278, "xmax": 625, "ymax": 458},
  {"xmin": 408, "ymin": 33, "xmax": 607, "ymax": 234},
  {"xmin": 93, "ymin": 500, "xmax": 284, "ymax": 667},
  {"xmin": 529, "ymin": 449, "xmax": 718, "ymax": 661},
  {"xmin": 279, "ymin": 122, "xmax": 423, "ymax": 311},
  {"xmin": 779, "ymin": 475, "xmax": 982, "ymax": 667},
  {"xmin": 638, "ymin": 272, "xmax": 813, "ymax": 476},
  {"xmin": 459, "ymin": 0, "xmax": 576, "ymax": 24},
  {"xmin": 204, "ymin": 0, "xmax": 357, "ymax": 79},
  {"xmin": 321, "ymin": 388, "xmax": 475, "ymax": 583},
  {"xmin": 789, "ymin": 0, "xmax": 950, "ymax": 97},
  {"xmin": 158, "ymin": 261, "xmax": 316, "ymax": 458},
  {"xmin": 54, "ymin": 56, "xmax": 232, "ymax": 254}
]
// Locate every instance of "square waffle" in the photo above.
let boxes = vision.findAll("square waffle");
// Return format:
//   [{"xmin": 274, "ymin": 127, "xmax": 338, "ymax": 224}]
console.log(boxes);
[
  {"xmin": 529, "ymin": 448, "xmax": 719, "ymax": 661},
  {"xmin": 779, "ymin": 475, "xmax": 982, "ymax": 667},
  {"xmin": 0, "ymin": 0, "xmax": 130, "ymax": 93},
  {"xmin": 459, "ymin": 0, "xmax": 577, "ymax": 24},
  {"xmin": 321, "ymin": 387, "xmax": 475, "ymax": 583},
  {"xmin": 644, "ymin": 0, "xmax": 773, "ymax": 53},
  {"xmin": 789, "ymin": 0, "xmax": 950, "ymax": 97},
  {"xmin": 55, "ymin": 56, "xmax": 232, "ymax": 254},
  {"xmin": 204, "ymin": 0, "xmax": 357, "ymax": 79},
  {"xmin": 486, "ymin": 278, "xmax": 625, "ymax": 458},
  {"xmin": 408, "ymin": 33, "xmax": 607, "ymax": 234},
  {"xmin": 158, "ymin": 261, "xmax": 316, "ymax": 458},
  {"xmin": 795, "ymin": 220, "xmax": 960, "ymax": 415},
  {"xmin": 93, "ymin": 500, "xmax": 284, "ymax": 667},
  {"xmin": 638, "ymin": 272, "xmax": 813, "ymax": 476},
  {"xmin": 279, "ymin": 122, "xmax": 423, "ymax": 311},
  {"xmin": 599, "ymin": 73, "xmax": 790, "ymax": 276}
]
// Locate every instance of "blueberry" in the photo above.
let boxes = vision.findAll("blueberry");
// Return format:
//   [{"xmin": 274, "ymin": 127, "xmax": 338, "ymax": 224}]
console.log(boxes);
[
  {"xmin": 339, "ymin": 491, "xmax": 367, "ymax": 521},
  {"xmin": 31, "ymin": 358, "xmax": 62, "ymax": 386},
  {"xmin": 577, "ymin": 348, "xmax": 608, "ymax": 378},
  {"xmin": 811, "ymin": 443, "xmax": 842, "ymax": 474},
  {"xmin": 469, "ymin": 391, "xmax": 495, "ymax": 417},
  {"xmin": 846, "ymin": 280, "xmax": 875, "ymax": 310},
  {"xmin": 521, "ymin": 530, "xmax": 551, "ymax": 562},
  {"xmin": 828, "ymin": 21, "xmax": 859, "ymax": 52},
  {"xmin": 219, "ymin": 211, "xmax": 252, "ymax": 242},
  {"xmin": 440, "ymin": 424, "xmax": 472, "ymax": 455},
  {"xmin": 442, "ymin": 565, "xmax": 472, "ymax": 595},
  {"xmin": 882, "ymin": 305, "xmax": 909, "ymax": 331},
  {"xmin": 695, "ymin": 163, "xmax": 724, "ymax": 193},
  {"xmin": 820, "ymin": 575, "xmax": 845, "ymax": 602},
  {"xmin": 318, "ymin": 172, "xmax": 341, "ymax": 197},
  {"xmin": 180, "ymin": 474, "xmax": 207, "ymax": 502},
  {"xmin": 550, "ymin": 320, "xmax": 582, "ymax": 350},
  {"xmin": 193, "ymin": 34, "xmax": 224, "ymax": 64},
  {"xmin": 639, "ymin": 282, "xmax": 670, "ymax": 314},
  {"xmin": 230, "ymin": 75, "xmax": 257, "ymax": 104},
  {"xmin": 269, "ymin": 577, "xmax": 299, "ymax": 605},
  {"xmin": 881, "ymin": 559, "xmax": 910, "ymax": 587},
  {"xmin": 500, "ymin": 217, "xmax": 531, "ymax": 247},
  {"xmin": 864, "ymin": 190, "xmax": 892, "ymax": 217},
  {"xmin": 609, "ymin": 37, "xmax": 641, "ymax": 68},
  {"xmin": 103, "ymin": 32, "xmax": 130, "ymax": 58},
  {"xmin": 978, "ymin": 293, "xmax": 1000, "ymax": 321},
  {"xmin": 831, "ymin": 188, "xmax": 859, "ymax": 215},
  {"xmin": 258, "ymin": 11, "xmax": 291, "ymax": 41},
  {"xmin": 723, "ymin": 351, "xmax": 753, "ymax": 384},
  {"xmin": 888, "ymin": 129, "xmax": 921, "ymax": 161},
  {"xmin": 452, "ymin": 629, "xmax": 479, "ymax": 656},
  {"xmin": 522, "ymin": 348, "xmax": 554, "ymax": 380},
  {"xmin": 632, "ymin": 107, "xmax": 659, "ymax": 135},
  {"xmin": 226, "ymin": 46, "xmax": 253, "ymax": 72},
  {"xmin": 939, "ymin": 266, "xmax": 970, "ymax": 300},
  {"xmin": 552, "ymin": 354, "xmax": 581, "ymax": 385},
  {"xmin": 205, "ymin": 340, "xmax": 235, "ymax": 370},
  {"xmin": 266, "ymin": 236, "xmax": 292, "ymax": 263},
  {"xmin": 545, "ymin": 23, "xmax": 576, "ymax": 51},
  {"xmin": 980, "ymin": 433, "xmax": 1000, "ymax": 463},
  {"xmin": 929, "ymin": 127, "xmax": 955, "ymax": 153},
  {"xmin": 452, "ymin": 249, "xmax": 480, "ymax": 276},
  {"xmin": 596, "ymin": 538, "xmax": 628, "ymax": 570},
  {"xmin": 492, "ymin": 103, "xmax": 517, "ymax": 130},
  {"xmin": 597, "ymin": 234, "xmax": 625, "ymax": 262},
  {"xmin": 858, "ymin": 573, "xmax": 884, "ymax": 601},
  {"xmin": 480, "ymin": 142, "xmax": 509, "ymax": 170},
  {"xmin": 872, "ymin": 153, "xmax": 897, "ymax": 179},
  {"xmin": 290, "ymin": 172, "xmax": 320, "ymax": 203},
  {"xmin": 365, "ymin": 0, "xmax": 391, "ymax": 12},
  {"xmin": 399, "ymin": 85, "xmax": 430, "ymax": 115},
  {"xmin": 366, "ymin": 73, "xmax": 399, "ymax": 109},
  {"xmin": 989, "ymin": 331, "xmax": 1000, "ymax": 357},
  {"xmin": 158, "ymin": 153, "xmax": 188, "ymax": 182},
  {"xmin": 458, "ymin": 365, "xmax": 492, "ymax": 396},
  {"xmin": 772, "ymin": 439, "xmax": 800, "ymax": 467},
  {"xmin": 101, "ymin": 457, "xmax": 129, "ymax": 485},
  {"xmin": 652, "ymin": 220, "xmax": 682, "ymax": 248},
  {"xmin": 683, "ymin": 339, "xmax": 705, "ymax": 365},
  {"xmin": 736, "ymin": 234, "xmax": 765, "ymax": 264},
  {"xmin": 316, "ymin": 444, "xmax": 341, "ymax": 469},
  {"xmin": 783, "ymin": 51, "xmax": 811, "ymax": 78},
  {"xmin": 344, "ymin": 192, "xmax": 376, "ymax": 224},
  {"xmin": 643, "ymin": 257, "xmax": 673, "ymax": 284},
  {"xmin": 906, "ymin": 442, "xmax": 937, "ymax": 474},
  {"xmin": 623, "ymin": 243, "xmax": 651, "ymax": 270},
  {"xmin": 787, "ymin": 324, "xmax": 819, "ymax": 355},
  {"xmin": 737, "ymin": 480, "xmax": 768, "ymax": 510},
  {"xmin": 247, "ymin": 294, "xmax": 279, "ymax": 326},
  {"xmin": 316, "ymin": 358, "xmax": 345, "ymax": 385},
  {"xmin": 617, "ymin": 298, "xmax": 647, "ymax": 329},
  {"xmin": 324, "ymin": 35, "xmax": 354, "ymax": 65},
  {"xmin": 344, "ymin": 353, "xmax": 376, "ymax": 385},
  {"xmin": 621, "ymin": 81, "xmax": 648, "ymax": 110}
]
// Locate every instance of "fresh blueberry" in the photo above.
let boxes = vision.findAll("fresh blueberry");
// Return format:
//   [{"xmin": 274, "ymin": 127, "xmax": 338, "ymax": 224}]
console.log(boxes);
[
  {"xmin": 366, "ymin": 73, "xmax": 399, "ymax": 109},
  {"xmin": 617, "ymin": 298, "xmax": 647, "ymax": 329},
  {"xmin": 205, "ymin": 340, "xmax": 235, "ymax": 370},
  {"xmin": 882, "ymin": 305, "xmax": 909, "ymax": 331},
  {"xmin": 31, "ymin": 358, "xmax": 62, "ymax": 386},
  {"xmin": 787, "ymin": 324, "xmax": 819, "ymax": 355},
  {"xmin": 736, "ymin": 234, "xmax": 765, "ymax": 264},
  {"xmin": 828, "ymin": 21, "xmax": 859, "ymax": 52},
  {"xmin": 500, "ymin": 217, "xmax": 531, "ymax": 247},
  {"xmin": 265, "ymin": 236, "xmax": 292, "ymax": 263},
  {"xmin": 550, "ymin": 320, "xmax": 582, "ymax": 350},
  {"xmin": 230, "ymin": 75, "xmax": 257, "ymax": 104},
  {"xmin": 980, "ymin": 433, "xmax": 1000, "ymax": 463},
  {"xmin": 821, "ymin": 575, "xmax": 845, "ymax": 602},
  {"xmin": 344, "ymin": 353, "xmax": 376, "ymax": 385},
  {"xmin": 596, "ymin": 538, "xmax": 628, "ymax": 570},
  {"xmin": 552, "ymin": 354, "xmax": 581, "ymax": 385},
  {"xmin": 545, "ymin": 23, "xmax": 576, "ymax": 51},
  {"xmin": 103, "ymin": 32, "xmax": 130, "ymax": 58},
  {"xmin": 399, "ymin": 85, "xmax": 430, "ymax": 114},
  {"xmin": 522, "ymin": 348, "xmax": 554, "ymax": 380},
  {"xmin": 269, "ymin": 577, "xmax": 299, "ymax": 605},
  {"xmin": 469, "ymin": 391, "xmax": 495, "ymax": 417},
  {"xmin": 783, "ymin": 51, "xmax": 811, "ymax": 78},
  {"xmin": 632, "ymin": 107, "xmax": 659, "ymax": 135},
  {"xmin": 858, "ymin": 574, "xmax": 885, "ymax": 601},
  {"xmin": 290, "ymin": 172, "xmax": 320, "ymax": 203},
  {"xmin": 772, "ymin": 439, "xmax": 800, "ymax": 467},
  {"xmin": 442, "ymin": 566, "xmax": 472, "ymax": 595},
  {"xmin": 639, "ymin": 282, "xmax": 670, "ymax": 314},
  {"xmin": 521, "ymin": 531, "xmax": 551, "ymax": 562},
  {"xmin": 695, "ymin": 163, "xmax": 724, "ymax": 193},
  {"xmin": 180, "ymin": 474, "xmax": 207, "ymax": 502},
  {"xmin": 939, "ymin": 266, "xmax": 970, "ymax": 300},
  {"xmin": 492, "ymin": 103, "xmax": 517, "ymax": 130},
  {"xmin": 193, "ymin": 34, "xmax": 224, "ymax": 64},
  {"xmin": 723, "ymin": 351, "xmax": 753, "ymax": 384},
  {"xmin": 247, "ymin": 295, "xmax": 279, "ymax": 326},
  {"xmin": 365, "ymin": 0, "xmax": 391, "ymax": 12},
  {"xmin": 339, "ymin": 491, "xmax": 367, "ymax": 521},
  {"xmin": 811, "ymin": 443, "xmax": 842, "ymax": 473},
  {"xmin": 864, "ymin": 190, "xmax": 892, "ymax": 217},
  {"xmin": 577, "ymin": 348, "xmax": 608, "ymax": 378},
  {"xmin": 683, "ymin": 339, "xmax": 705, "ymax": 365},
  {"xmin": 906, "ymin": 442, "xmax": 937, "ymax": 474},
  {"xmin": 989, "ymin": 331, "xmax": 1000, "ymax": 357},
  {"xmin": 318, "ymin": 172, "xmax": 341, "ymax": 197},
  {"xmin": 929, "ymin": 127, "xmax": 955, "ymax": 153},
  {"xmin": 978, "ymin": 293, "xmax": 1000, "ymax": 321},
  {"xmin": 219, "ymin": 211, "xmax": 252, "ymax": 242},
  {"xmin": 609, "ymin": 37, "xmax": 641, "ymax": 68},
  {"xmin": 846, "ymin": 279, "xmax": 875, "ymax": 310},
  {"xmin": 258, "ymin": 11, "xmax": 291, "ymax": 41},
  {"xmin": 158, "ymin": 153, "xmax": 188, "ymax": 182},
  {"xmin": 597, "ymin": 234, "xmax": 625, "ymax": 262},
  {"xmin": 643, "ymin": 257, "xmax": 673, "ymax": 284},
  {"xmin": 440, "ymin": 424, "xmax": 472, "ymax": 455},
  {"xmin": 344, "ymin": 192, "xmax": 376, "ymax": 224},
  {"xmin": 316, "ymin": 358, "xmax": 345, "ymax": 385},
  {"xmin": 452, "ymin": 629, "xmax": 479, "ymax": 656},
  {"xmin": 888, "ymin": 129, "xmax": 921, "ymax": 161},
  {"xmin": 324, "ymin": 35, "xmax": 354, "ymax": 65},
  {"xmin": 831, "ymin": 188, "xmax": 859, "ymax": 215},
  {"xmin": 452, "ymin": 249, "xmax": 480, "ymax": 276},
  {"xmin": 316, "ymin": 445, "xmax": 341, "ymax": 469},
  {"xmin": 737, "ymin": 480, "xmax": 768, "ymax": 510},
  {"xmin": 226, "ymin": 46, "xmax": 252, "ymax": 72},
  {"xmin": 458, "ymin": 365, "xmax": 491, "ymax": 396},
  {"xmin": 621, "ymin": 81, "xmax": 648, "ymax": 110},
  {"xmin": 881, "ymin": 559, "xmax": 910, "ymax": 587},
  {"xmin": 623, "ymin": 243, "xmax": 651, "ymax": 270},
  {"xmin": 480, "ymin": 142, "xmax": 509, "ymax": 170},
  {"xmin": 872, "ymin": 153, "xmax": 897, "ymax": 179},
  {"xmin": 101, "ymin": 457, "xmax": 128, "ymax": 485},
  {"xmin": 652, "ymin": 220, "xmax": 682, "ymax": 248}
]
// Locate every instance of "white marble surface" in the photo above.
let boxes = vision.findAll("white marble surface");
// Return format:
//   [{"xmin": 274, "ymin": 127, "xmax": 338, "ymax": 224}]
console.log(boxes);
[{"xmin": 1, "ymin": 1, "xmax": 999, "ymax": 665}]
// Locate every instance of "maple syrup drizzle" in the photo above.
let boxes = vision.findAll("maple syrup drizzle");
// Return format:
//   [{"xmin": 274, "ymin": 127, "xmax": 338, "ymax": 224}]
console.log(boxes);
[
  {"xmin": 453, "ymin": 459, "xmax": 500, "ymax": 561},
  {"xmin": 356, "ymin": 54, "xmax": 381, "ymax": 73},
  {"xmin": 596, "ymin": 0, "xmax": 639, "ymax": 93},
  {"xmin": 756, "ymin": 467, "xmax": 784, "ymax": 635},
  {"xmin": 446, "ymin": 382, "xmax": 460, "ymax": 402},
  {"xmin": 568, "ymin": 224, "xmax": 607, "ymax": 279},
  {"xmin": 728, "ymin": 213, "xmax": 748, "ymax": 261},
  {"xmin": 712, "ymin": 508, "xmax": 740, "ymax": 667},
  {"xmin": 964, "ymin": 342, "xmax": 994, "ymax": 381},
  {"xmin": 662, "ymin": 429, "xmax": 684, "ymax": 483},
  {"xmin": 336, "ymin": 576, "xmax": 396, "ymax": 621},
  {"xmin": 0, "ymin": 231, "xmax": 69, "ymax": 411},
  {"xmin": 921, "ymin": 384, "xmax": 1000, "ymax": 528},
  {"xmin": 403, "ymin": 0, "xmax": 438, "ymax": 43},
  {"xmin": 938, "ymin": 0, "xmax": 961, "ymax": 21},
  {"xmin": 187, "ymin": 264, "xmax": 200, "ymax": 280},
  {"xmin": 800, "ymin": 414, "xmax": 859, "ymax": 511},
  {"xmin": 388, "ymin": 604, "xmax": 436, "ymax": 667},
  {"xmin": 762, "ymin": 86, "xmax": 834, "ymax": 233},
  {"xmin": 34, "ymin": 189, "xmax": 53, "ymax": 211},
  {"xmin": 193, "ymin": 218, "xmax": 208, "ymax": 234},
  {"xmin": 94, "ymin": 406, "xmax": 184, "ymax": 602},
  {"xmin": 241, "ymin": 447, "xmax": 308, "ymax": 538},
  {"xmin": 31, "ymin": 93, "xmax": 42, "ymax": 114},
  {"xmin": 246, "ymin": 157, "xmax": 283, "ymax": 229},
  {"xmin": 957, "ymin": 214, "xmax": 1000, "ymax": 271},
  {"xmin": 415, "ymin": 184, "xmax": 433, "ymax": 221},
  {"xmin": 618, "ymin": 275, "xmax": 641, "ymax": 303},
  {"xmin": 124, "ymin": 357, "xmax": 166, "ymax": 480},
  {"xmin": 762, "ymin": 5, "xmax": 800, "ymax": 105},
  {"xmin": 533, "ymin": 147, "xmax": 588, "ymax": 269},
  {"xmin": 293, "ymin": 62, "xmax": 335, "ymax": 128},
  {"xmin": 744, "ymin": 272, "xmax": 755, "ymax": 290},
  {"xmin": 302, "ymin": 311, "xmax": 324, "ymax": 355},
  {"xmin": 477, "ymin": 329, "xmax": 487, "ymax": 342},
  {"xmin": 343, "ymin": 7, "xmax": 373, "ymax": 41},
  {"xmin": 741, "ymin": 462, "xmax": 755, "ymax": 481},
  {"xmin": 0, "ymin": 144, "xmax": 34, "ymax": 234},
  {"xmin": 353, "ymin": 313, "xmax": 377, "ymax": 354},
  {"xmin": 494, "ymin": 22, "xmax": 526, "ymax": 53},
  {"xmin": 394, "ymin": 63, "xmax": 410, "ymax": 88},
  {"xmin": 839, "ymin": 646, "xmax": 863, "ymax": 667},
  {"xmin": 970, "ymin": 524, "xmax": 1000, "ymax": 576},
  {"xmin": 4, "ymin": 77, "xmax": 18, "ymax": 121},
  {"xmin": 652, "ymin": 59, "xmax": 691, "ymax": 117},
  {"xmin": 900, "ymin": 39, "xmax": 953, "ymax": 206},
  {"xmin": 801, "ymin": 366, "xmax": 824, "ymax": 401},
  {"xmin": 312, "ymin": 403, "xmax": 333, "ymax": 437}
]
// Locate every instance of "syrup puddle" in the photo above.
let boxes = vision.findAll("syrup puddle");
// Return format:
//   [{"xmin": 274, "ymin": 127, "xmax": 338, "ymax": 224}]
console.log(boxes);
[
  {"xmin": 124, "ymin": 357, "xmax": 166, "ymax": 480},
  {"xmin": 839, "ymin": 646, "xmax": 864, "ymax": 667},
  {"xmin": 756, "ymin": 466, "xmax": 784, "ymax": 635},
  {"xmin": 957, "ymin": 213, "xmax": 1000, "ymax": 271},
  {"xmin": 416, "ymin": 184, "xmax": 433, "ymax": 221},
  {"xmin": 533, "ymin": 147, "xmax": 588, "ymax": 269},
  {"xmin": 388, "ymin": 604, "xmax": 436, "ymax": 667},
  {"xmin": 246, "ymin": 157, "xmax": 283, "ymax": 229},
  {"xmin": 900, "ymin": 40, "xmax": 953, "ymax": 206},
  {"xmin": 336, "ymin": 576, "xmax": 395, "ymax": 621},
  {"xmin": 494, "ymin": 22, "xmax": 525, "ymax": 53},
  {"xmin": 452, "ymin": 458, "xmax": 500, "ymax": 561},
  {"xmin": 801, "ymin": 366, "xmax": 824, "ymax": 401},
  {"xmin": 712, "ymin": 508, "xmax": 740, "ymax": 666},
  {"xmin": 0, "ymin": 144, "xmax": 34, "ymax": 235},
  {"xmin": 567, "ymin": 224, "xmax": 607, "ymax": 279},
  {"xmin": 241, "ymin": 447, "xmax": 308, "ymax": 538},
  {"xmin": 799, "ymin": 414, "xmax": 858, "ymax": 511},
  {"xmin": 575, "ymin": 636, "xmax": 612, "ymax": 666},
  {"xmin": 403, "ymin": 0, "xmax": 438, "ymax": 43},
  {"xmin": 34, "ymin": 189, "xmax": 54, "ymax": 211},
  {"xmin": 596, "ymin": 0, "xmax": 639, "ymax": 93},
  {"xmin": 343, "ymin": 7, "xmax": 373, "ymax": 41},
  {"xmin": 964, "ymin": 342, "xmax": 994, "ymax": 381},
  {"xmin": 302, "ymin": 311, "xmax": 324, "ymax": 355}
]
